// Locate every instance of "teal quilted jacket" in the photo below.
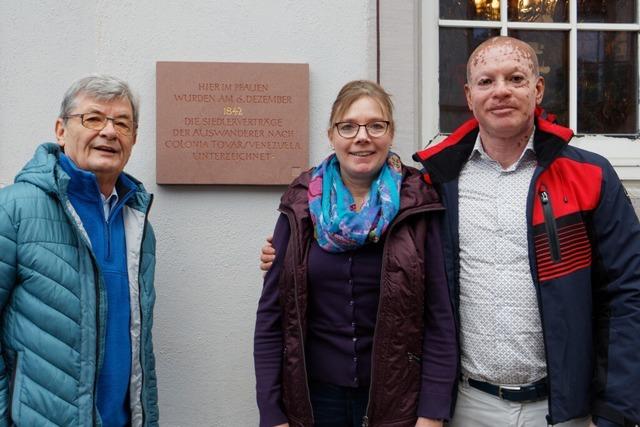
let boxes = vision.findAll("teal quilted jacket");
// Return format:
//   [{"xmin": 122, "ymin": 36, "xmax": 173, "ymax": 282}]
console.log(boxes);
[{"xmin": 0, "ymin": 143, "xmax": 159, "ymax": 426}]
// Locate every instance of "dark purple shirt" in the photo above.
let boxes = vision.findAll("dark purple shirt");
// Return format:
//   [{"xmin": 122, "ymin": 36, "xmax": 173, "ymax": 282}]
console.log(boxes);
[
  {"xmin": 306, "ymin": 238, "xmax": 382, "ymax": 388},
  {"xmin": 254, "ymin": 214, "xmax": 456, "ymax": 426}
]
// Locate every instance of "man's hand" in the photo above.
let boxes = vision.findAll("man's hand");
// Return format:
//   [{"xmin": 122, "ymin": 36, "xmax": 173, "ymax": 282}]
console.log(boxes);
[
  {"xmin": 260, "ymin": 235, "xmax": 276, "ymax": 273},
  {"xmin": 416, "ymin": 417, "xmax": 443, "ymax": 427}
]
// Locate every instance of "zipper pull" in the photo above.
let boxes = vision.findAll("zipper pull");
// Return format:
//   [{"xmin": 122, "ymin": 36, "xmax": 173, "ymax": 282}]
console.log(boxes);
[
  {"xmin": 362, "ymin": 416, "xmax": 369, "ymax": 427},
  {"xmin": 540, "ymin": 191, "xmax": 549, "ymax": 204},
  {"xmin": 407, "ymin": 352, "xmax": 421, "ymax": 363}
]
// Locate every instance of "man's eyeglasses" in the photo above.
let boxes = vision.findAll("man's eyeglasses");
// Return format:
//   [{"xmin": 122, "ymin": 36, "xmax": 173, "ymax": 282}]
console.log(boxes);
[
  {"xmin": 64, "ymin": 112, "xmax": 136, "ymax": 136},
  {"xmin": 334, "ymin": 121, "xmax": 390, "ymax": 138}
]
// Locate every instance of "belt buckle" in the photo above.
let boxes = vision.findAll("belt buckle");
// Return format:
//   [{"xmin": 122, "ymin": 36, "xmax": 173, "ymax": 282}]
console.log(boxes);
[{"xmin": 498, "ymin": 384, "xmax": 521, "ymax": 400}]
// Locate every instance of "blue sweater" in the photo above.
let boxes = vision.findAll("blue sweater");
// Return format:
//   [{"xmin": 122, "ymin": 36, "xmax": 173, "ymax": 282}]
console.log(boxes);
[{"xmin": 60, "ymin": 155, "xmax": 135, "ymax": 427}]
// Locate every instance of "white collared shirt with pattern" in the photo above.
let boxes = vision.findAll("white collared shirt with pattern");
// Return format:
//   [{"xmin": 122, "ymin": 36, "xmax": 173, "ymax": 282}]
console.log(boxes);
[{"xmin": 458, "ymin": 133, "xmax": 547, "ymax": 385}]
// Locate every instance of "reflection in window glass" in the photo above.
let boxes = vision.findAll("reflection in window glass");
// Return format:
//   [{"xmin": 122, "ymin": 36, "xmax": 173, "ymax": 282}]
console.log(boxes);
[
  {"xmin": 578, "ymin": 0, "xmax": 637, "ymax": 23},
  {"xmin": 578, "ymin": 31, "xmax": 638, "ymax": 134},
  {"xmin": 440, "ymin": 0, "xmax": 501, "ymax": 21},
  {"xmin": 510, "ymin": 30, "xmax": 569, "ymax": 126},
  {"xmin": 508, "ymin": 0, "xmax": 568, "ymax": 22},
  {"xmin": 439, "ymin": 28, "xmax": 500, "ymax": 133}
]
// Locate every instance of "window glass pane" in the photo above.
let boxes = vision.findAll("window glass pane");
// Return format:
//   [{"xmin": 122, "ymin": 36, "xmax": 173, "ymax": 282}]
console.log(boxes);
[
  {"xmin": 578, "ymin": 31, "xmax": 638, "ymax": 134},
  {"xmin": 440, "ymin": 0, "xmax": 501, "ymax": 21},
  {"xmin": 508, "ymin": 0, "xmax": 569, "ymax": 22},
  {"xmin": 510, "ymin": 30, "xmax": 569, "ymax": 127},
  {"xmin": 439, "ymin": 27, "xmax": 500, "ymax": 133},
  {"xmin": 578, "ymin": 0, "xmax": 637, "ymax": 23}
]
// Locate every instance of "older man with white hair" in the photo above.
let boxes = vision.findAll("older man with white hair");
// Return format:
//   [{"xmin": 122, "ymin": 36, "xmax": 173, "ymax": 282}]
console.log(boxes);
[{"xmin": 0, "ymin": 75, "xmax": 158, "ymax": 426}]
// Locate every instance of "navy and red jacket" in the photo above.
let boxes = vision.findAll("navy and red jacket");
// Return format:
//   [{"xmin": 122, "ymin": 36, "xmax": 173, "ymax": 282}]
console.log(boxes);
[{"xmin": 413, "ymin": 113, "xmax": 640, "ymax": 427}]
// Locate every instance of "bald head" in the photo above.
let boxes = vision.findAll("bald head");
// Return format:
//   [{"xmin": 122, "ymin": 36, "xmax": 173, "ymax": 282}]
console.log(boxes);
[
  {"xmin": 463, "ymin": 35, "xmax": 545, "ymax": 151},
  {"xmin": 467, "ymin": 36, "xmax": 539, "ymax": 83}
]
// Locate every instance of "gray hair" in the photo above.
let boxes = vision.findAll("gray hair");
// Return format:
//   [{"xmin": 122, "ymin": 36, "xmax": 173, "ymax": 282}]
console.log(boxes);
[{"xmin": 59, "ymin": 74, "xmax": 140, "ymax": 125}]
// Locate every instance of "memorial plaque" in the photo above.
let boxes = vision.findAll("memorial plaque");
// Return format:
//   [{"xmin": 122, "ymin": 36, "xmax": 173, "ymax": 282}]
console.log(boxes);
[{"xmin": 156, "ymin": 62, "xmax": 309, "ymax": 184}]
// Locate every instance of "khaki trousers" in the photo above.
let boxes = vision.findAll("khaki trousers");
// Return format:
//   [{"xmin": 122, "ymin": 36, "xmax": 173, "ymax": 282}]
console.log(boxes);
[{"xmin": 448, "ymin": 380, "xmax": 591, "ymax": 427}]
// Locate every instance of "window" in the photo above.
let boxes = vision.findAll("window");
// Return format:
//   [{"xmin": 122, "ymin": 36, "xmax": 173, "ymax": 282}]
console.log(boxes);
[{"xmin": 421, "ymin": 1, "xmax": 640, "ymax": 178}]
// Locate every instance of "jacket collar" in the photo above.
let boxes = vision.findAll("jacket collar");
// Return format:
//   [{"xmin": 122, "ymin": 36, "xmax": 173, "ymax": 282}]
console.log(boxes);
[
  {"xmin": 59, "ymin": 153, "xmax": 136, "ymax": 203},
  {"xmin": 412, "ymin": 108, "xmax": 574, "ymax": 184},
  {"xmin": 14, "ymin": 143, "xmax": 152, "ymax": 213}
]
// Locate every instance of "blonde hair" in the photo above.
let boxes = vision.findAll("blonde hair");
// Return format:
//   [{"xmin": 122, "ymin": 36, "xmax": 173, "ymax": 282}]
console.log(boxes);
[{"xmin": 328, "ymin": 80, "xmax": 394, "ymax": 136}]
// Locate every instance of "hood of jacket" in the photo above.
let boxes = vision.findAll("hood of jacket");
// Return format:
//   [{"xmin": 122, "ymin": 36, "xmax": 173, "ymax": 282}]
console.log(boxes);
[
  {"xmin": 15, "ymin": 142, "xmax": 152, "ymax": 211},
  {"xmin": 14, "ymin": 142, "xmax": 63, "ymax": 195}
]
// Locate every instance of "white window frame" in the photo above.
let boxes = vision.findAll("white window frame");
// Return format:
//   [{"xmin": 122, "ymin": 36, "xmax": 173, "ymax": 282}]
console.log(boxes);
[{"xmin": 421, "ymin": 1, "xmax": 640, "ymax": 179}]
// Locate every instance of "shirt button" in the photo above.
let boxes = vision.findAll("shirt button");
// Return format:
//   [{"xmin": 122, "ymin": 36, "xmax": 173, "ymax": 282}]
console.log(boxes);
[
  {"xmin": 352, "ymin": 322, "xmax": 356, "ymax": 327},
  {"xmin": 348, "ymin": 257, "xmax": 352, "ymax": 263},
  {"xmin": 349, "ymin": 300, "xmax": 354, "ymax": 306},
  {"xmin": 353, "ymin": 357, "xmax": 358, "ymax": 362},
  {"xmin": 352, "ymin": 337, "xmax": 357, "ymax": 342},
  {"xmin": 349, "ymin": 279, "xmax": 353, "ymax": 285}
]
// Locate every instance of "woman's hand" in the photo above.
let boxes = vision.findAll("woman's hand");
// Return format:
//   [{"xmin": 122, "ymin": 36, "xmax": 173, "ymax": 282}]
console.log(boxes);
[
  {"xmin": 273, "ymin": 424, "xmax": 289, "ymax": 427},
  {"xmin": 415, "ymin": 417, "xmax": 443, "ymax": 427},
  {"xmin": 260, "ymin": 235, "xmax": 276, "ymax": 274}
]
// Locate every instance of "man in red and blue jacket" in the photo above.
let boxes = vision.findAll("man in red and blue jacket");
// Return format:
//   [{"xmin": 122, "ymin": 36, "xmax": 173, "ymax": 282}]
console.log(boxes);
[{"xmin": 413, "ymin": 36, "xmax": 640, "ymax": 427}]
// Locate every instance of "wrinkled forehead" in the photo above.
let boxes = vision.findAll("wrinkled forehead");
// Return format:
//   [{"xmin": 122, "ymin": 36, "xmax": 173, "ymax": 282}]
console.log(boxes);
[
  {"xmin": 468, "ymin": 41, "xmax": 537, "ymax": 77},
  {"xmin": 73, "ymin": 93, "xmax": 134, "ymax": 116}
]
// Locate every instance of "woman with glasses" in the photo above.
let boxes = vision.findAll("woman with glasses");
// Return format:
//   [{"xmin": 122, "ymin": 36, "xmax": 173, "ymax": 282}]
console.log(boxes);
[{"xmin": 254, "ymin": 80, "xmax": 457, "ymax": 427}]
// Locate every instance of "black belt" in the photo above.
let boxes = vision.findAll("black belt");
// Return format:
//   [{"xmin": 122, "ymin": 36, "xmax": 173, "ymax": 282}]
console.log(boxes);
[{"xmin": 467, "ymin": 377, "xmax": 548, "ymax": 403}]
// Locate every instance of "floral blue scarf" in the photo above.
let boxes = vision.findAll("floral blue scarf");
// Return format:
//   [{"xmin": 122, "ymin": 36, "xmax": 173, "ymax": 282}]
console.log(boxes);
[{"xmin": 308, "ymin": 153, "xmax": 402, "ymax": 252}]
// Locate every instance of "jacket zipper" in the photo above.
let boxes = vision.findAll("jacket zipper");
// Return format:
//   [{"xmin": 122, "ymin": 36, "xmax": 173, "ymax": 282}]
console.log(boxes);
[
  {"xmin": 105, "ymin": 220, "xmax": 112, "ymax": 262},
  {"xmin": 530, "ymin": 180, "xmax": 554, "ymax": 423},
  {"xmin": 532, "ymin": 273, "xmax": 555, "ymax": 425},
  {"xmin": 93, "ymin": 268, "xmax": 102, "ymax": 426},
  {"xmin": 281, "ymin": 207, "xmax": 314, "ymax": 424},
  {"xmin": 60, "ymin": 197, "xmax": 103, "ymax": 426},
  {"xmin": 362, "ymin": 204, "xmax": 444, "ymax": 427},
  {"xmin": 137, "ymin": 194, "xmax": 153, "ymax": 426},
  {"xmin": 539, "ymin": 190, "xmax": 561, "ymax": 262}
]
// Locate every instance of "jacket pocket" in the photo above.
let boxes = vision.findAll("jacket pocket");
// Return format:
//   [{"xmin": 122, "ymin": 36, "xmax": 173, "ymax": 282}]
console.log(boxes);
[
  {"xmin": 539, "ymin": 190, "xmax": 561, "ymax": 262},
  {"xmin": 10, "ymin": 351, "xmax": 24, "ymax": 423},
  {"xmin": 393, "ymin": 351, "xmax": 422, "ymax": 419}
]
